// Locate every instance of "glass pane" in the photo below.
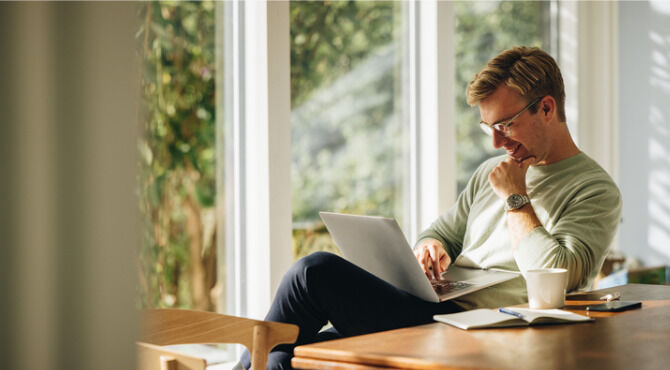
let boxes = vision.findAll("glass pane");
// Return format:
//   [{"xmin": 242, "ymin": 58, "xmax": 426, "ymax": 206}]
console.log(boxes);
[
  {"xmin": 136, "ymin": 1, "xmax": 222, "ymax": 312},
  {"xmin": 454, "ymin": 1, "xmax": 552, "ymax": 192},
  {"xmin": 290, "ymin": 1, "xmax": 407, "ymax": 260}
]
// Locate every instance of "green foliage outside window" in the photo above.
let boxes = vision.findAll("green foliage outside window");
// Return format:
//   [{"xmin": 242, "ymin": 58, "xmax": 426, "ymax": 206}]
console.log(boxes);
[
  {"xmin": 289, "ymin": 1, "xmax": 404, "ymax": 259},
  {"xmin": 137, "ymin": 1, "xmax": 218, "ymax": 311}
]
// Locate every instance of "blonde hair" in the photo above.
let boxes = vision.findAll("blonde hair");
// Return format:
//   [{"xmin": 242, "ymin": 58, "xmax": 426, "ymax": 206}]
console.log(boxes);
[{"xmin": 466, "ymin": 46, "xmax": 566, "ymax": 122}]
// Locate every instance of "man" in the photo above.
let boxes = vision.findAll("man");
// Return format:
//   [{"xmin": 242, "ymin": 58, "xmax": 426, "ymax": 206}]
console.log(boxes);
[
  {"xmin": 240, "ymin": 46, "xmax": 622, "ymax": 369},
  {"xmin": 414, "ymin": 46, "xmax": 620, "ymax": 310}
]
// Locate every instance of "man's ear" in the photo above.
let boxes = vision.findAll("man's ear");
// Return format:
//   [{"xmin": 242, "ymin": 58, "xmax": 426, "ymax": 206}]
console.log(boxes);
[{"xmin": 540, "ymin": 96, "xmax": 556, "ymax": 121}]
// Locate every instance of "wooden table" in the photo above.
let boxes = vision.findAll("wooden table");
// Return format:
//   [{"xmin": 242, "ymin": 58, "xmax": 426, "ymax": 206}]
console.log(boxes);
[{"xmin": 292, "ymin": 284, "xmax": 670, "ymax": 369}]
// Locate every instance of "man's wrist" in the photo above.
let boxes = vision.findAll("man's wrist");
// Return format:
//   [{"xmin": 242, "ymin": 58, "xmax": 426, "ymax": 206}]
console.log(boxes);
[{"xmin": 506, "ymin": 202, "xmax": 532, "ymax": 213}]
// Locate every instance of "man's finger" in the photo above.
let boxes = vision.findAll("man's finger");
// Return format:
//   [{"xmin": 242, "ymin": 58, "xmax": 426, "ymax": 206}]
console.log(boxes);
[
  {"xmin": 432, "ymin": 257, "xmax": 440, "ymax": 280},
  {"xmin": 427, "ymin": 246, "xmax": 441, "ymax": 280},
  {"xmin": 520, "ymin": 156, "xmax": 536, "ymax": 168},
  {"xmin": 419, "ymin": 261, "xmax": 431, "ymax": 279},
  {"xmin": 418, "ymin": 250, "xmax": 432, "ymax": 274},
  {"xmin": 439, "ymin": 253, "xmax": 449, "ymax": 273},
  {"xmin": 419, "ymin": 248, "xmax": 429, "ymax": 265}
]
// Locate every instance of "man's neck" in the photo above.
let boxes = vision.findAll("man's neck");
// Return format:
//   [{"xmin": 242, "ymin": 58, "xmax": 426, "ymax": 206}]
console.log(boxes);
[
  {"xmin": 547, "ymin": 141, "xmax": 581, "ymax": 165},
  {"xmin": 538, "ymin": 124, "xmax": 581, "ymax": 165}
]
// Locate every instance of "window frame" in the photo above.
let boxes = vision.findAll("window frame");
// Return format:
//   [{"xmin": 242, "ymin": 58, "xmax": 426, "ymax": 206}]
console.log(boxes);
[
  {"xmin": 408, "ymin": 0, "xmax": 457, "ymax": 241},
  {"xmin": 221, "ymin": 0, "xmax": 292, "ymax": 320}
]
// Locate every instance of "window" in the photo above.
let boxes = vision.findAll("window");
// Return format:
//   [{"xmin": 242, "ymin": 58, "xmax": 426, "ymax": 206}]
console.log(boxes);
[
  {"xmin": 135, "ymin": 0, "xmax": 558, "ymax": 319},
  {"xmin": 290, "ymin": 1, "xmax": 409, "ymax": 259}
]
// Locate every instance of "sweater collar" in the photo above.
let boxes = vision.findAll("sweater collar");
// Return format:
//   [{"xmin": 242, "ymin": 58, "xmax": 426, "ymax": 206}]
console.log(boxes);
[{"xmin": 528, "ymin": 152, "xmax": 586, "ymax": 176}]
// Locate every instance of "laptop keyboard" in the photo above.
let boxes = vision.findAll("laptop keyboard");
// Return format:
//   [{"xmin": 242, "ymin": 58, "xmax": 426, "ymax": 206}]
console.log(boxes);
[{"xmin": 430, "ymin": 280, "xmax": 474, "ymax": 294}]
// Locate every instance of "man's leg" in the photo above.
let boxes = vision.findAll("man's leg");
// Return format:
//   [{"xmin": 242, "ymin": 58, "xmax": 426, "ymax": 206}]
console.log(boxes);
[{"xmin": 240, "ymin": 251, "xmax": 461, "ymax": 369}]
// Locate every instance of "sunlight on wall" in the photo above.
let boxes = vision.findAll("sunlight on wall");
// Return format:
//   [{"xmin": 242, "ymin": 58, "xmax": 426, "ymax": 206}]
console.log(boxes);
[
  {"xmin": 647, "ymin": 24, "xmax": 670, "ymax": 261},
  {"xmin": 650, "ymin": 0, "xmax": 670, "ymax": 15},
  {"xmin": 558, "ymin": 2, "xmax": 579, "ymax": 138},
  {"xmin": 619, "ymin": 1, "xmax": 670, "ymax": 266}
]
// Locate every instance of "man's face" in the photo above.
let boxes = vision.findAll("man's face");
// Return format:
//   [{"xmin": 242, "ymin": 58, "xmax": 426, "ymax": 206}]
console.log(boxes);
[{"xmin": 479, "ymin": 85, "xmax": 549, "ymax": 165}]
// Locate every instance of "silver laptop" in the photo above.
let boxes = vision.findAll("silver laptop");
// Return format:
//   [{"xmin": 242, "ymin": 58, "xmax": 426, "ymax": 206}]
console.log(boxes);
[{"xmin": 319, "ymin": 212, "xmax": 519, "ymax": 303}]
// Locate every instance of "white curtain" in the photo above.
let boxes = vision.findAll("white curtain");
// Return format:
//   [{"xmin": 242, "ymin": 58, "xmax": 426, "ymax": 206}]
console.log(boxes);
[{"xmin": 0, "ymin": 2, "xmax": 138, "ymax": 369}]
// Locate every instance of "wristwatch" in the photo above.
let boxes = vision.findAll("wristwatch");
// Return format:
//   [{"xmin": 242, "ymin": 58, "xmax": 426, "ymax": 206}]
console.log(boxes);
[{"xmin": 504, "ymin": 193, "xmax": 530, "ymax": 211}]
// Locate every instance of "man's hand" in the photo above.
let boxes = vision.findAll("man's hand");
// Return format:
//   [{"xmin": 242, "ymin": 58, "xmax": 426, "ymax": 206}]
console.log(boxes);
[
  {"xmin": 488, "ymin": 156, "xmax": 535, "ymax": 199},
  {"xmin": 490, "ymin": 156, "xmax": 543, "ymax": 249},
  {"xmin": 414, "ymin": 238, "xmax": 451, "ymax": 280}
]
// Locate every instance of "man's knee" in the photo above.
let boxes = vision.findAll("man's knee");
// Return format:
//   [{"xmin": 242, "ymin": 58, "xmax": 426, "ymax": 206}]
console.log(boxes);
[
  {"xmin": 290, "ymin": 251, "xmax": 341, "ymax": 278},
  {"xmin": 279, "ymin": 251, "xmax": 343, "ymax": 295}
]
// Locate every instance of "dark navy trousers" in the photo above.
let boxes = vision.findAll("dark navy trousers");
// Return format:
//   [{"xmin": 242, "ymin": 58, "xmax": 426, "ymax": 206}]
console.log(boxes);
[{"xmin": 240, "ymin": 251, "xmax": 462, "ymax": 369}]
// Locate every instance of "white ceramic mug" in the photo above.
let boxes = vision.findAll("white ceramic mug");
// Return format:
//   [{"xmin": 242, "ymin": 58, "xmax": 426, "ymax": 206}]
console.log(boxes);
[{"xmin": 524, "ymin": 268, "xmax": 568, "ymax": 309}]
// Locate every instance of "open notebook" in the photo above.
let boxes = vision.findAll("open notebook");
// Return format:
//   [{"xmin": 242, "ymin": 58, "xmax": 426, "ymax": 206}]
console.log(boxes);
[{"xmin": 434, "ymin": 307, "xmax": 593, "ymax": 330}]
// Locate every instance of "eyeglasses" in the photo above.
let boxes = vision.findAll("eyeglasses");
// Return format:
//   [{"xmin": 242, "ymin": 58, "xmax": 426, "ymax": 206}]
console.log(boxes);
[{"xmin": 479, "ymin": 97, "xmax": 542, "ymax": 137}]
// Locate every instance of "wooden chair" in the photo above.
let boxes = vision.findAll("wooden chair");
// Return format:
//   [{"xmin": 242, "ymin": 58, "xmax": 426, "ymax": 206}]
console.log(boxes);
[{"xmin": 137, "ymin": 309, "xmax": 299, "ymax": 370}]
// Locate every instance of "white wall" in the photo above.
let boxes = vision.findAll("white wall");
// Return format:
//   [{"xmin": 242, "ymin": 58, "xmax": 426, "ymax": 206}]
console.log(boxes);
[{"xmin": 619, "ymin": 0, "xmax": 670, "ymax": 266}]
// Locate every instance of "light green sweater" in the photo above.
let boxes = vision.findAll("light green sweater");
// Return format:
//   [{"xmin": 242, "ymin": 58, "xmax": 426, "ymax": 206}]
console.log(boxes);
[{"xmin": 416, "ymin": 153, "xmax": 622, "ymax": 310}]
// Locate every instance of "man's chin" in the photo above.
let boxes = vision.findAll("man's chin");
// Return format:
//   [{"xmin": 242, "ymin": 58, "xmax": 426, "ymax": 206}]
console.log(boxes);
[
  {"xmin": 508, "ymin": 154, "xmax": 535, "ymax": 163},
  {"xmin": 507, "ymin": 153, "xmax": 525, "ymax": 162},
  {"xmin": 507, "ymin": 144, "xmax": 526, "ymax": 161}
]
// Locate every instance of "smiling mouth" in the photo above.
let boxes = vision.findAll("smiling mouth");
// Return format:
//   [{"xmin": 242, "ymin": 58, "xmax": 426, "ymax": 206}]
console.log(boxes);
[
  {"xmin": 507, "ymin": 144, "xmax": 522, "ymax": 158},
  {"xmin": 507, "ymin": 144, "xmax": 537, "ymax": 163}
]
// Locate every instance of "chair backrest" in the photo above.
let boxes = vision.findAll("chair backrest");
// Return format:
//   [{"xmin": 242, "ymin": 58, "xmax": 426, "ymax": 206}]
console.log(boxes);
[{"xmin": 137, "ymin": 309, "xmax": 299, "ymax": 370}]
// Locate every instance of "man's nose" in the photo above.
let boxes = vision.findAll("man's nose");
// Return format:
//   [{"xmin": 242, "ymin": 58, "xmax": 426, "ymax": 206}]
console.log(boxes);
[{"xmin": 492, "ymin": 130, "xmax": 506, "ymax": 148}]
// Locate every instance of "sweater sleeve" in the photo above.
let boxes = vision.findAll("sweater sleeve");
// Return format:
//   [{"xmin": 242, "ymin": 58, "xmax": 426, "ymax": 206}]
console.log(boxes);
[
  {"xmin": 513, "ymin": 179, "xmax": 622, "ymax": 291},
  {"xmin": 416, "ymin": 159, "xmax": 494, "ymax": 263}
]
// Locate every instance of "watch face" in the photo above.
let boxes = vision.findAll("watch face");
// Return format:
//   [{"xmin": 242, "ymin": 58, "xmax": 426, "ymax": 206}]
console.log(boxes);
[
  {"xmin": 506, "ymin": 194, "xmax": 528, "ymax": 210},
  {"xmin": 508, "ymin": 194, "xmax": 523, "ymax": 208}
]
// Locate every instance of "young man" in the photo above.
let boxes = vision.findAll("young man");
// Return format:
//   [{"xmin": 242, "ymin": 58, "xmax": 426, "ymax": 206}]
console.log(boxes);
[{"xmin": 240, "ymin": 46, "xmax": 621, "ymax": 369}]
